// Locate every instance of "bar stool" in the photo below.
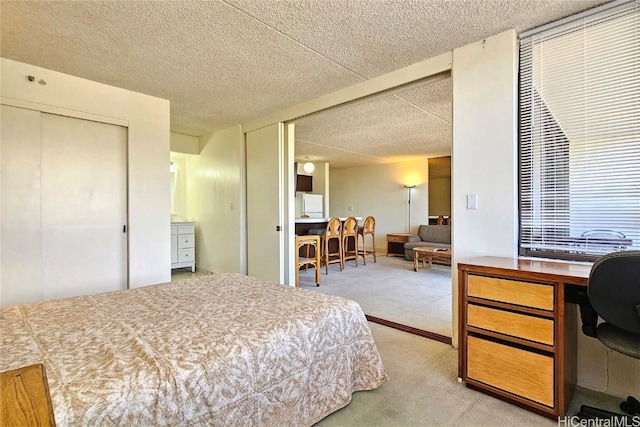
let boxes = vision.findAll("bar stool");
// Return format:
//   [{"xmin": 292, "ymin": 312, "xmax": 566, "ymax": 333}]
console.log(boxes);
[
  {"xmin": 342, "ymin": 216, "xmax": 358, "ymax": 267},
  {"xmin": 295, "ymin": 235, "xmax": 320, "ymax": 287},
  {"xmin": 309, "ymin": 217, "xmax": 343, "ymax": 274},
  {"xmin": 357, "ymin": 216, "xmax": 377, "ymax": 265}
]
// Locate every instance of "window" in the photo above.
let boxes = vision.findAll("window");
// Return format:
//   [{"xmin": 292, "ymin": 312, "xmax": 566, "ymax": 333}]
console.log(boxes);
[{"xmin": 519, "ymin": 0, "xmax": 639, "ymax": 261}]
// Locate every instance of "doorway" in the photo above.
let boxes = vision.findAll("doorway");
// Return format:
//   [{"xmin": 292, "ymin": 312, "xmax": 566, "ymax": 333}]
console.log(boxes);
[{"xmin": 291, "ymin": 75, "xmax": 453, "ymax": 339}]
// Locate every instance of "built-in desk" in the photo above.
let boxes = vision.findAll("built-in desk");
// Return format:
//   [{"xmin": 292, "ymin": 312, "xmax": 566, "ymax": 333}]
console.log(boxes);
[{"xmin": 458, "ymin": 257, "xmax": 591, "ymax": 419}]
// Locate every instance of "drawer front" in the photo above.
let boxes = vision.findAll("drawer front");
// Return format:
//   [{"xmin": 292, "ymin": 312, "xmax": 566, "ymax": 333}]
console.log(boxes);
[
  {"xmin": 178, "ymin": 225, "xmax": 194, "ymax": 235},
  {"xmin": 468, "ymin": 275, "xmax": 554, "ymax": 311},
  {"xmin": 387, "ymin": 235, "xmax": 407, "ymax": 243},
  {"xmin": 178, "ymin": 234, "xmax": 194, "ymax": 249},
  {"xmin": 178, "ymin": 248, "xmax": 194, "ymax": 263},
  {"xmin": 467, "ymin": 336, "xmax": 554, "ymax": 407},
  {"xmin": 171, "ymin": 225, "xmax": 177, "ymax": 235},
  {"xmin": 468, "ymin": 304, "xmax": 554, "ymax": 345}
]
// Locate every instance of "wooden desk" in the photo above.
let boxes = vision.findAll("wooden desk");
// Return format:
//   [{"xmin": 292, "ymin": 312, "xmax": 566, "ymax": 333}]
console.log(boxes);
[
  {"xmin": 1, "ymin": 364, "xmax": 56, "ymax": 427},
  {"xmin": 386, "ymin": 233, "xmax": 417, "ymax": 257},
  {"xmin": 457, "ymin": 257, "xmax": 590, "ymax": 420}
]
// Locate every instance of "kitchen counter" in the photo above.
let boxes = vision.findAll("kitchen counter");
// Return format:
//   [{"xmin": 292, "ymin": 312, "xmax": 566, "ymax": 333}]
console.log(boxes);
[
  {"xmin": 295, "ymin": 217, "xmax": 362, "ymax": 224},
  {"xmin": 295, "ymin": 217, "xmax": 363, "ymax": 236}
]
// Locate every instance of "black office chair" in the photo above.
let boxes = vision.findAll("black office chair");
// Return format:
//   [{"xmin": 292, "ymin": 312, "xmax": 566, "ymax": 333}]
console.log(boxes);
[{"xmin": 577, "ymin": 250, "xmax": 640, "ymax": 421}]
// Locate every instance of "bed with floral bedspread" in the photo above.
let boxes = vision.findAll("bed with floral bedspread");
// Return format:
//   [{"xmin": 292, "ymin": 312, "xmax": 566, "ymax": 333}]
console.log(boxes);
[{"xmin": 0, "ymin": 273, "xmax": 387, "ymax": 426}]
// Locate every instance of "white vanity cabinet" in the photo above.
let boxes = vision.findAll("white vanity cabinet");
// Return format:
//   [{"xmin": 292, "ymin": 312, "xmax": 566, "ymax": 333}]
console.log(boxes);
[{"xmin": 171, "ymin": 222, "xmax": 195, "ymax": 272}]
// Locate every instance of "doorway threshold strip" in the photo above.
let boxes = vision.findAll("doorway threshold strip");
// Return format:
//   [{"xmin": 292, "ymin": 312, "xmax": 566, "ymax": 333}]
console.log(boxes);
[{"xmin": 365, "ymin": 315, "xmax": 452, "ymax": 345}]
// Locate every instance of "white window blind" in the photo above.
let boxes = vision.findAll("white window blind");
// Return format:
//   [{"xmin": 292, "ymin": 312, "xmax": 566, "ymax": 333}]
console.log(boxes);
[{"xmin": 519, "ymin": 0, "xmax": 639, "ymax": 261}]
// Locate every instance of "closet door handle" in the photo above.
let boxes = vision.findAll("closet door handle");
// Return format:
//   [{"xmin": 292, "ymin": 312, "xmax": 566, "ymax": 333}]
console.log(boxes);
[{"xmin": 123, "ymin": 225, "xmax": 127, "ymax": 233}]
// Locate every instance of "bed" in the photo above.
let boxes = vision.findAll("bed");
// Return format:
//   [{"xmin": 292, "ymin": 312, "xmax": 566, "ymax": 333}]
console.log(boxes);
[{"xmin": 0, "ymin": 273, "xmax": 387, "ymax": 426}]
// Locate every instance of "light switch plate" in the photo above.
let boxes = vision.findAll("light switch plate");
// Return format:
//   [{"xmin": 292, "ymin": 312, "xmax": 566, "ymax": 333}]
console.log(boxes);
[{"xmin": 467, "ymin": 194, "xmax": 478, "ymax": 210}]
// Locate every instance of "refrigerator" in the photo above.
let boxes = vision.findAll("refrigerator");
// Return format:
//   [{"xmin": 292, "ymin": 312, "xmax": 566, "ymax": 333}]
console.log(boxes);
[{"xmin": 302, "ymin": 193, "xmax": 324, "ymax": 218}]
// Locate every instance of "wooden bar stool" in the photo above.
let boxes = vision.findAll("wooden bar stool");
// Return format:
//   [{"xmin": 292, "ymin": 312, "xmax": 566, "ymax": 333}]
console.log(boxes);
[
  {"xmin": 357, "ymin": 216, "xmax": 377, "ymax": 265},
  {"xmin": 309, "ymin": 217, "xmax": 343, "ymax": 274},
  {"xmin": 342, "ymin": 216, "xmax": 358, "ymax": 267},
  {"xmin": 295, "ymin": 235, "xmax": 320, "ymax": 287}
]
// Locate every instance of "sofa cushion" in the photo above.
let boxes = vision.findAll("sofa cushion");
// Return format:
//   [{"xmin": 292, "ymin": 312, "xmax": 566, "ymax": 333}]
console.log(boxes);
[{"xmin": 417, "ymin": 225, "xmax": 451, "ymax": 244}]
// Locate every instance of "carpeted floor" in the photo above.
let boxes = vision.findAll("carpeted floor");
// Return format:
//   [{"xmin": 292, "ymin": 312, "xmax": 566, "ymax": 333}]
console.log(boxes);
[
  {"xmin": 315, "ymin": 323, "xmax": 623, "ymax": 427},
  {"xmin": 298, "ymin": 253, "xmax": 453, "ymax": 337}
]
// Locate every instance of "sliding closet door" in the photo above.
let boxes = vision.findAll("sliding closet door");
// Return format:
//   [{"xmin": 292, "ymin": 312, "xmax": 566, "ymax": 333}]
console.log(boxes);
[
  {"xmin": 0, "ymin": 105, "xmax": 43, "ymax": 305},
  {"xmin": 40, "ymin": 113, "xmax": 128, "ymax": 300}
]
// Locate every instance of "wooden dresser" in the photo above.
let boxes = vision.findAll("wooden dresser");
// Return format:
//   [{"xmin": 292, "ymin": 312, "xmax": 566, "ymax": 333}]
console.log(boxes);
[
  {"xmin": 458, "ymin": 257, "xmax": 591, "ymax": 419},
  {"xmin": 1, "ymin": 364, "xmax": 56, "ymax": 426}
]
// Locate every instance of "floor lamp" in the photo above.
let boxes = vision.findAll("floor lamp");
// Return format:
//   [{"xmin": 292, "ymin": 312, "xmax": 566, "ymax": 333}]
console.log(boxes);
[{"xmin": 404, "ymin": 185, "xmax": 416, "ymax": 233}]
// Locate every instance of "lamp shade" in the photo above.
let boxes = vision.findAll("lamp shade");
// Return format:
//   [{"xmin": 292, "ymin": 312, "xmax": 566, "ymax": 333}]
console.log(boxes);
[{"xmin": 303, "ymin": 162, "xmax": 315, "ymax": 173}]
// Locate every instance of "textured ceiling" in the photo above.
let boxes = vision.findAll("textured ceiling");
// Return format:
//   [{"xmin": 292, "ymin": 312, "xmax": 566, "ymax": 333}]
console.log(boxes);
[{"xmin": 1, "ymin": 0, "xmax": 609, "ymax": 168}]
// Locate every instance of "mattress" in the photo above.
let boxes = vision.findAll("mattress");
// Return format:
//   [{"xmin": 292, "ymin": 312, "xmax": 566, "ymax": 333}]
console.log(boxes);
[{"xmin": 0, "ymin": 273, "xmax": 387, "ymax": 426}]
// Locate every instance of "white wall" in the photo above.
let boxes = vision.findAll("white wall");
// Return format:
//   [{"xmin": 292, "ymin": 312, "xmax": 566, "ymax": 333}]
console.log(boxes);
[
  {"xmin": 330, "ymin": 159, "xmax": 429, "ymax": 252},
  {"xmin": 0, "ymin": 58, "xmax": 170, "ymax": 290},
  {"xmin": 452, "ymin": 30, "xmax": 638, "ymax": 398},
  {"xmin": 187, "ymin": 125, "xmax": 243, "ymax": 274}
]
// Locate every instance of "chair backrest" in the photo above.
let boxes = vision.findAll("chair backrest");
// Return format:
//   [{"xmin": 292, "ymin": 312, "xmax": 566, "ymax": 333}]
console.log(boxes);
[
  {"xmin": 437, "ymin": 215, "xmax": 445, "ymax": 225},
  {"xmin": 361, "ymin": 216, "xmax": 375, "ymax": 234},
  {"xmin": 325, "ymin": 217, "xmax": 342, "ymax": 239},
  {"xmin": 588, "ymin": 250, "xmax": 640, "ymax": 335},
  {"xmin": 445, "ymin": 216, "xmax": 452, "ymax": 225},
  {"xmin": 342, "ymin": 216, "xmax": 358, "ymax": 237}
]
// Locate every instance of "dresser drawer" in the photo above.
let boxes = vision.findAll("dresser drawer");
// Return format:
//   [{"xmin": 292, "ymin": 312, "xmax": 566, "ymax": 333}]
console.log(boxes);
[
  {"xmin": 467, "ymin": 275, "xmax": 554, "ymax": 311},
  {"xmin": 467, "ymin": 336, "xmax": 554, "ymax": 407},
  {"xmin": 177, "ymin": 234, "xmax": 194, "ymax": 249},
  {"xmin": 178, "ymin": 225, "xmax": 194, "ymax": 235},
  {"xmin": 178, "ymin": 248, "xmax": 194, "ymax": 262},
  {"xmin": 467, "ymin": 304, "xmax": 554, "ymax": 345},
  {"xmin": 387, "ymin": 234, "xmax": 409, "ymax": 243}
]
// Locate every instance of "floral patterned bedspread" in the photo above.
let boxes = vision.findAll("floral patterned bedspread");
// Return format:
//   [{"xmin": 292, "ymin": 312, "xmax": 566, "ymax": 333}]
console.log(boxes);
[{"xmin": 0, "ymin": 273, "xmax": 387, "ymax": 426}]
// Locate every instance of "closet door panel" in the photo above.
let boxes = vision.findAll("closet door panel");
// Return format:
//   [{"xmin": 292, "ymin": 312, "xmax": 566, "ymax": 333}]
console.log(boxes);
[
  {"xmin": 0, "ymin": 105, "xmax": 43, "ymax": 305},
  {"xmin": 40, "ymin": 113, "xmax": 127, "ymax": 300}
]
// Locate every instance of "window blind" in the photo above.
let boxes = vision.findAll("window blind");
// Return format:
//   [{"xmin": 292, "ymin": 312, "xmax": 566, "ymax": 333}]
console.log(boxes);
[{"xmin": 519, "ymin": 0, "xmax": 639, "ymax": 261}]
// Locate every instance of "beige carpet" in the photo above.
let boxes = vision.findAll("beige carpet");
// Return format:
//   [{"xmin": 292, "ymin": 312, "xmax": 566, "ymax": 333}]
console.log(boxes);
[
  {"xmin": 316, "ymin": 323, "xmax": 623, "ymax": 427},
  {"xmin": 298, "ymin": 254, "xmax": 453, "ymax": 337}
]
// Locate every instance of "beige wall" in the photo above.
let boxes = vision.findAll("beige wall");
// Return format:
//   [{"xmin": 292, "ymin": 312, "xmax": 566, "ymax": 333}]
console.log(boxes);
[
  {"xmin": 170, "ymin": 132, "xmax": 199, "ymax": 154},
  {"xmin": 0, "ymin": 58, "xmax": 170, "ymax": 289},
  {"xmin": 329, "ymin": 159, "xmax": 430, "ymax": 252},
  {"xmin": 186, "ymin": 125, "xmax": 243, "ymax": 274},
  {"xmin": 294, "ymin": 162, "xmax": 329, "ymax": 217},
  {"xmin": 428, "ymin": 177, "xmax": 451, "ymax": 216}
]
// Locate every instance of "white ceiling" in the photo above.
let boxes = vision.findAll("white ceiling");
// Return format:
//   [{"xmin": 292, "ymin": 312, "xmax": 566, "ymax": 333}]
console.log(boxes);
[{"xmin": 1, "ymin": 0, "xmax": 609, "ymax": 169}]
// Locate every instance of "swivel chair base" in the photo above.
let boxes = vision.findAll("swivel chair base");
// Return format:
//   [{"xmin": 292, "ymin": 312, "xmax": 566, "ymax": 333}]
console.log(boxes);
[
  {"xmin": 620, "ymin": 396, "xmax": 640, "ymax": 415},
  {"xmin": 578, "ymin": 396, "xmax": 639, "ymax": 422}
]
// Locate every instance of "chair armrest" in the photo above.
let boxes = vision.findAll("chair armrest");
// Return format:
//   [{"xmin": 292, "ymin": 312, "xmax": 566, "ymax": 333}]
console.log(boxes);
[{"xmin": 406, "ymin": 236, "xmax": 421, "ymax": 243}]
